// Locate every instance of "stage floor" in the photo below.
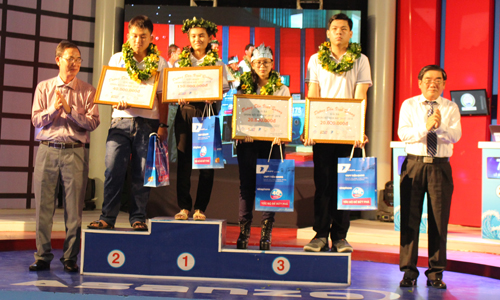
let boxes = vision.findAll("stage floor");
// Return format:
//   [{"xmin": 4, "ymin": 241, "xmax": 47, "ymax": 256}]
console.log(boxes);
[{"xmin": 0, "ymin": 209, "xmax": 499, "ymax": 299}]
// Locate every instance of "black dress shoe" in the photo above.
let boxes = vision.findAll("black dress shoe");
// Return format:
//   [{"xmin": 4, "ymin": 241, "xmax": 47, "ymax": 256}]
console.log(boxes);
[
  {"xmin": 63, "ymin": 260, "xmax": 79, "ymax": 272},
  {"xmin": 29, "ymin": 260, "xmax": 50, "ymax": 271},
  {"xmin": 427, "ymin": 279, "xmax": 447, "ymax": 289},
  {"xmin": 400, "ymin": 276, "xmax": 417, "ymax": 287}
]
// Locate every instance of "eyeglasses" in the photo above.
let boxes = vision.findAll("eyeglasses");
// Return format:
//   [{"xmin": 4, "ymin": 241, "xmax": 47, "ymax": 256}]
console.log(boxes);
[
  {"xmin": 422, "ymin": 79, "xmax": 443, "ymax": 85},
  {"xmin": 253, "ymin": 60, "xmax": 272, "ymax": 67},
  {"xmin": 61, "ymin": 57, "xmax": 83, "ymax": 64}
]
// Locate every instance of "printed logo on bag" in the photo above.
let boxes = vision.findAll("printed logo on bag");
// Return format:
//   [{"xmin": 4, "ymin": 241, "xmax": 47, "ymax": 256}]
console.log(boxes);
[
  {"xmin": 200, "ymin": 146, "xmax": 207, "ymax": 157},
  {"xmin": 352, "ymin": 187, "xmax": 364, "ymax": 198},
  {"xmin": 148, "ymin": 176, "xmax": 154, "ymax": 182},
  {"xmin": 256, "ymin": 165, "xmax": 269, "ymax": 174},
  {"xmin": 215, "ymin": 158, "xmax": 220, "ymax": 163},
  {"xmin": 338, "ymin": 164, "xmax": 351, "ymax": 173},
  {"xmin": 270, "ymin": 189, "xmax": 283, "ymax": 200},
  {"xmin": 193, "ymin": 123, "xmax": 203, "ymax": 132}
]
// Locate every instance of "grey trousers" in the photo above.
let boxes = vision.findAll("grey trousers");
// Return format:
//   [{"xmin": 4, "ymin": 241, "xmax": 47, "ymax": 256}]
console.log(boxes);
[{"xmin": 33, "ymin": 144, "xmax": 89, "ymax": 263}]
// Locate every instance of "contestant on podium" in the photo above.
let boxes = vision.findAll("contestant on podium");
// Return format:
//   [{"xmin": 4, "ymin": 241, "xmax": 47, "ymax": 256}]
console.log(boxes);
[
  {"xmin": 302, "ymin": 13, "xmax": 372, "ymax": 253},
  {"xmin": 173, "ymin": 17, "xmax": 229, "ymax": 221},
  {"xmin": 398, "ymin": 65, "xmax": 461, "ymax": 289},
  {"xmin": 30, "ymin": 41, "xmax": 100, "ymax": 272},
  {"xmin": 235, "ymin": 44, "xmax": 290, "ymax": 251},
  {"xmin": 88, "ymin": 15, "xmax": 168, "ymax": 231}
]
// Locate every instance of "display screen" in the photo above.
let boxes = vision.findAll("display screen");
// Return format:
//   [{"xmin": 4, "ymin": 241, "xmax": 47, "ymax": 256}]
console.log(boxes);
[
  {"xmin": 280, "ymin": 75, "xmax": 290, "ymax": 87},
  {"xmin": 449, "ymin": 89, "xmax": 489, "ymax": 116}
]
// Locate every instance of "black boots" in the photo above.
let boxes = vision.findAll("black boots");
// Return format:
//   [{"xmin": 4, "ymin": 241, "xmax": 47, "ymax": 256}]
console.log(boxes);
[
  {"xmin": 259, "ymin": 219, "xmax": 273, "ymax": 250},
  {"xmin": 236, "ymin": 220, "xmax": 251, "ymax": 249}
]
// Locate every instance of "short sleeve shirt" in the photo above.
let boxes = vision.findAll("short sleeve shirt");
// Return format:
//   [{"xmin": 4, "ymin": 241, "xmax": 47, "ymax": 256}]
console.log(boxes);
[{"xmin": 305, "ymin": 53, "xmax": 372, "ymax": 98}]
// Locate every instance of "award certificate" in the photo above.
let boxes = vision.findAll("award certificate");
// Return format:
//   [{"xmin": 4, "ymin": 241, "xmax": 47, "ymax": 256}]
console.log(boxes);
[
  {"xmin": 232, "ymin": 94, "xmax": 292, "ymax": 142},
  {"xmin": 163, "ymin": 66, "xmax": 223, "ymax": 102},
  {"xmin": 95, "ymin": 66, "xmax": 159, "ymax": 109},
  {"xmin": 304, "ymin": 98, "xmax": 366, "ymax": 144}
]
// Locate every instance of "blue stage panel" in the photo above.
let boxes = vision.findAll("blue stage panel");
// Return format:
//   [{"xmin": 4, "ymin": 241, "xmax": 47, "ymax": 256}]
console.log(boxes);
[{"xmin": 82, "ymin": 218, "xmax": 350, "ymax": 285}]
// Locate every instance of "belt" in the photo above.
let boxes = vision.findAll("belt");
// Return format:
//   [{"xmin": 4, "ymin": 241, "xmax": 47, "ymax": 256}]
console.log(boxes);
[
  {"xmin": 406, "ymin": 154, "xmax": 449, "ymax": 164},
  {"xmin": 40, "ymin": 141, "xmax": 89, "ymax": 149}
]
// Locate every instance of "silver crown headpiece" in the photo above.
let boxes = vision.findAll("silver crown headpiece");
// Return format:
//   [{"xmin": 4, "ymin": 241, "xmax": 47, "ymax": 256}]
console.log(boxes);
[{"xmin": 251, "ymin": 43, "xmax": 273, "ymax": 62}]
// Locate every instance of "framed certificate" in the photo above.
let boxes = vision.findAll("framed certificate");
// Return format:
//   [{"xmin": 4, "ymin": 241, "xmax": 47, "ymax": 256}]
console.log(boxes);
[
  {"xmin": 94, "ymin": 66, "xmax": 160, "ymax": 109},
  {"xmin": 304, "ymin": 97, "xmax": 366, "ymax": 144},
  {"xmin": 162, "ymin": 66, "xmax": 223, "ymax": 102},
  {"xmin": 232, "ymin": 94, "xmax": 293, "ymax": 142}
]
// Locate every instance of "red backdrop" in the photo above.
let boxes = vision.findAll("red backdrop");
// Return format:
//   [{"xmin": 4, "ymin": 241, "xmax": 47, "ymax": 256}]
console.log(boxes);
[
  {"xmin": 443, "ymin": 0, "xmax": 495, "ymax": 227},
  {"xmin": 396, "ymin": 0, "xmax": 496, "ymax": 227}
]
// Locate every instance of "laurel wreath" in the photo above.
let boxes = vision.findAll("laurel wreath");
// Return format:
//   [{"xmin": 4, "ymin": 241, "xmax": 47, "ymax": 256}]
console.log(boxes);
[
  {"xmin": 178, "ymin": 47, "xmax": 219, "ymax": 67},
  {"xmin": 181, "ymin": 17, "xmax": 218, "ymax": 37},
  {"xmin": 240, "ymin": 70, "xmax": 283, "ymax": 95},
  {"xmin": 318, "ymin": 41, "xmax": 361, "ymax": 75},
  {"xmin": 122, "ymin": 41, "xmax": 160, "ymax": 83}
]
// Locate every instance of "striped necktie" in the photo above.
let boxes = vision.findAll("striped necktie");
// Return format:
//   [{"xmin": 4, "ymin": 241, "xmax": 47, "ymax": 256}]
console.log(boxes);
[{"xmin": 426, "ymin": 101, "xmax": 437, "ymax": 157}]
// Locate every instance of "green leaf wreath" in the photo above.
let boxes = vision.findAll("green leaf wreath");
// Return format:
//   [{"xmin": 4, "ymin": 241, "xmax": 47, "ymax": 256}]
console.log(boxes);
[
  {"xmin": 122, "ymin": 41, "xmax": 160, "ymax": 83},
  {"xmin": 177, "ymin": 47, "xmax": 219, "ymax": 67},
  {"xmin": 318, "ymin": 41, "xmax": 361, "ymax": 75},
  {"xmin": 240, "ymin": 70, "xmax": 283, "ymax": 95}
]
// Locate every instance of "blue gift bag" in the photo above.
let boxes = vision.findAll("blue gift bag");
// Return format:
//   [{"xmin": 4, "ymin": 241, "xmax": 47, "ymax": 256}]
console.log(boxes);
[
  {"xmin": 192, "ymin": 105, "xmax": 224, "ymax": 169},
  {"xmin": 337, "ymin": 146, "xmax": 377, "ymax": 210},
  {"xmin": 255, "ymin": 145, "xmax": 295, "ymax": 212},
  {"xmin": 144, "ymin": 133, "xmax": 170, "ymax": 187}
]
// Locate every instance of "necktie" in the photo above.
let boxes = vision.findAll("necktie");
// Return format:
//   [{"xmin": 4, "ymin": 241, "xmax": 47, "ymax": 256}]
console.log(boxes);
[{"xmin": 426, "ymin": 101, "xmax": 437, "ymax": 157}]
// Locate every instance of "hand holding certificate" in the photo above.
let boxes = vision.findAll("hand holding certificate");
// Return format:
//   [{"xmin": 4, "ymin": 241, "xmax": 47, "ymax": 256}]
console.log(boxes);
[
  {"xmin": 94, "ymin": 66, "xmax": 160, "ymax": 109},
  {"xmin": 304, "ymin": 98, "xmax": 366, "ymax": 144}
]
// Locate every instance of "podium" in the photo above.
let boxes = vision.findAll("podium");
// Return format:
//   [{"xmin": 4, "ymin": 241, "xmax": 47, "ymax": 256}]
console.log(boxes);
[
  {"xmin": 478, "ymin": 142, "xmax": 500, "ymax": 240},
  {"xmin": 81, "ymin": 218, "xmax": 351, "ymax": 285}
]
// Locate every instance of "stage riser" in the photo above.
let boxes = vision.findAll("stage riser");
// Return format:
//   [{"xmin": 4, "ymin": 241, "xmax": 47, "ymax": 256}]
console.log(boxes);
[{"xmin": 82, "ymin": 218, "xmax": 350, "ymax": 285}]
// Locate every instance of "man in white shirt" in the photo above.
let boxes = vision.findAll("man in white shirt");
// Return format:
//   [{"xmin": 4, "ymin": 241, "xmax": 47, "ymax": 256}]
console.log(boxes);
[
  {"xmin": 88, "ymin": 15, "xmax": 168, "ymax": 232},
  {"xmin": 303, "ymin": 13, "xmax": 372, "ymax": 254},
  {"xmin": 167, "ymin": 44, "xmax": 181, "ymax": 68},
  {"xmin": 238, "ymin": 44, "xmax": 254, "ymax": 73},
  {"xmin": 398, "ymin": 65, "xmax": 461, "ymax": 289}
]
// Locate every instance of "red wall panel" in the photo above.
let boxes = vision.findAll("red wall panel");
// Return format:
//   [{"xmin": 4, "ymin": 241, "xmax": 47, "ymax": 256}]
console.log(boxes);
[
  {"xmin": 444, "ymin": 0, "xmax": 495, "ymax": 227},
  {"xmin": 152, "ymin": 24, "xmax": 170, "ymax": 61},
  {"xmin": 304, "ymin": 28, "xmax": 326, "ymax": 96},
  {"xmin": 254, "ymin": 27, "xmax": 277, "ymax": 83},
  {"xmin": 394, "ymin": 0, "xmax": 441, "ymax": 140},
  {"xmin": 228, "ymin": 26, "xmax": 251, "ymax": 64},
  {"xmin": 254, "ymin": 27, "xmax": 275, "ymax": 54},
  {"xmin": 216, "ymin": 26, "xmax": 225, "ymax": 59},
  {"xmin": 279, "ymin": 28, "xmax": 301, "ymax": 94},
  {"xmin": 174, "ymin": 24, "xmax": 190, "ymax": 50}
]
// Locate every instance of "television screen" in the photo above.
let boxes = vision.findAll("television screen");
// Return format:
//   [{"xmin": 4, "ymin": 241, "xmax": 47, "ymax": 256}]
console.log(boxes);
[
  {"xmin": 449, "ymin": 89, "xmax": 489, "ymax": 116},
  {"xmin": 280, "ymin": 75, "xmax": 290, "ymax": 87}
]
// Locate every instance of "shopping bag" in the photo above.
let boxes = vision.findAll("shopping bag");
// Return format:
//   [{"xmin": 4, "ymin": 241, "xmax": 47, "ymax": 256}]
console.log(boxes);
[
  {"xmin": 144, "ymin": 133, "xmax": 170, "ymax": 187},
  {"xmin": 337, "ymin": 146, "xmax": 377, "ymax": 210},
  {"xmin": 192, "ymin": 104, "xmax": 224, "ymax": 169},
  {"xmin": 255, "ymin": 144, "xmax": 295, "ymax": 212}
]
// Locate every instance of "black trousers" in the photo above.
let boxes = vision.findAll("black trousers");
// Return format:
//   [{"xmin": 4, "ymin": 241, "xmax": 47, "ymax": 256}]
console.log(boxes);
[
  {"xmin": 174, "ymin": 104, "xmax": 215, "ymax": 212},
  {"xmin": 312, "ymin": 143, "xmax": 357, "ymax": 241},
  {"xmin": 237, "ymin": 141, "xmax": 285, "ymax": 223},
  {"xmin": 399, "ymin": 156, "xmax": 453, "ymax": 280}
]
